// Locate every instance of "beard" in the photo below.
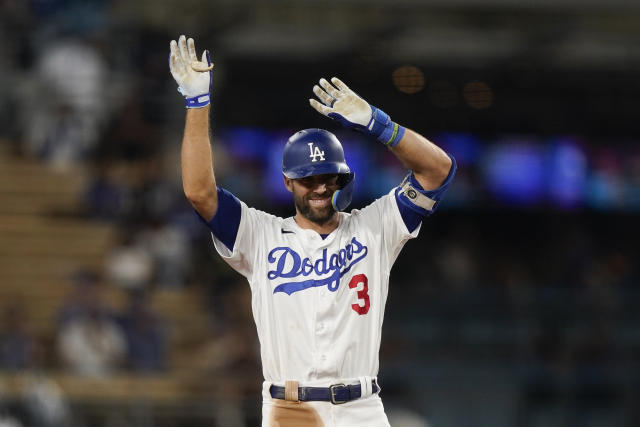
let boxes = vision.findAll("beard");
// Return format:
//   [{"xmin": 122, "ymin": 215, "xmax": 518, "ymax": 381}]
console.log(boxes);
[{"xmin": 294, "ymin": 191, "xmax": 336, "ymax": 225}]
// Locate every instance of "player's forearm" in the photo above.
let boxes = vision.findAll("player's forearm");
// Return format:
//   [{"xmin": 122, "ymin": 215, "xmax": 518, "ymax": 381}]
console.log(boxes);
[
  {"xmin": 181, "ymin": 106, "xmax": 218, "ymax": 220},
  {"xmin": 308, "ymin": 79, "xmax": 452, "ymax": 190},
  {"xmin": 390, "ymin": 128, "xmax": 452, "ymax": 190}
]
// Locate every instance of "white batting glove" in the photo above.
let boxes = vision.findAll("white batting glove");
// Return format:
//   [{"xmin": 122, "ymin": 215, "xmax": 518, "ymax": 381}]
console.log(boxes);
[
  {"xmin": 310, "ymin": 77, "xmax": 372, "ymax": 131},
  {"xmin": 310, "ymin": 77, "xmax": 406, "ymax": 147},
  {"xmin": 169, "ymin": 35, "xmax": 213, "ymax": 108}
]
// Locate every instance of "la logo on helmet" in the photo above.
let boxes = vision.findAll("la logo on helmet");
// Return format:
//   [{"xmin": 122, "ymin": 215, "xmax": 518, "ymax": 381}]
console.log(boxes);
[{"xmin": 307, "ymin": 142, "xmax": 325, "ymax": 162}]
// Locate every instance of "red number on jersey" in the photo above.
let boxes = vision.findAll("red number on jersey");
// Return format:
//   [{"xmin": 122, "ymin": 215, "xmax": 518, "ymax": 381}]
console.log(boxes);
[{"xmin": 348, "ymin": 274, "xmax": 370, "ymax": 315}]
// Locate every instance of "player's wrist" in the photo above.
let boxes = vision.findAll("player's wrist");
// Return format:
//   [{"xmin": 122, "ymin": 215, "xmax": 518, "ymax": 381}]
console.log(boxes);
[
  {"xmin": 185, "ymin": 93, "xmax": 211, "ymax": 108},
  {"xmin": 366, "ymin": 106, "xmax": 405, "ymax": 147}
]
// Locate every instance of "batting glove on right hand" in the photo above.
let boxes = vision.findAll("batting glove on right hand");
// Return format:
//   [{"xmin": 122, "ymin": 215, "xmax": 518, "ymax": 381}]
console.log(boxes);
[
  {"xmin": 169, "ymin": 35, "xmax": 213, "ymax": 108},
  {"xmin": 310, "ymin": 77, "xmax": 405, "ymax": 147}
]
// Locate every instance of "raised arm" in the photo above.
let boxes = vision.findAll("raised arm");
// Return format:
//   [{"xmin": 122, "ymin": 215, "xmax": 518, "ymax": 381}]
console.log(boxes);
[
  {"xmin": 388, "ymin": 129, "xmax": 452, "ymax": 190},
  {"xmin": 310, "ymin": 77, "xmax": 453, "ymax": 190},
  {"xmin": 169, "ymin": 35, "xmax": 217, "ymax": 220},
  {"xmin": 181, "ymin": 106, "xmax": 217, "ymax": 220}
]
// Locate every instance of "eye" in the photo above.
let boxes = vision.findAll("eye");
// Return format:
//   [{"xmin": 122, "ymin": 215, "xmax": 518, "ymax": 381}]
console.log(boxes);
[
  {"xmin": 296, "ymin": 175, "xmax": 339, "ymax": 187},
  {"xmin": 298, "ymin": 177, "xmax": 314, "ymax": 187}
]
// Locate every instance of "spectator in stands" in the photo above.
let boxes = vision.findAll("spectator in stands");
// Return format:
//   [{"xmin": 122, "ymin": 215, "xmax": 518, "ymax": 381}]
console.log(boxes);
[
  {"xmin": 119, "ymin": 290, "xmax": 168, "ymax": 373},
  {"xmin": 137, "ymin": 216, "xmax": 191, "ymax": 288},
  {"xmin": 21, "ymin": 36, "xmax": 109, "ymax": 170},
  {"xmin": 83, "ymin": 160, "xmax": 134, "ymax": 221},
  {"xmin": 22, "ymin": 376, "xmax": 72, "ymax": 427},
  {"xmin": 0, "ymin": 299, "xmax": 37, "ymax": 371},
  {"xmin": 56, "ymin": 284, "xmax": 126, "ymax": 377},
  {"xmin": 105, "ymin": 227, "xmax": 154, "ymax": 292},
  {"xmin": 93, "ymin": 90, "xmax": 159, "ymax": 163},
  {"xmin": 133, "ymin": 154, "xmax": 183, "ymax": 220},
  {"xmin": 57, "ymin": 269, "xmax": 101, "ymax": 326}
]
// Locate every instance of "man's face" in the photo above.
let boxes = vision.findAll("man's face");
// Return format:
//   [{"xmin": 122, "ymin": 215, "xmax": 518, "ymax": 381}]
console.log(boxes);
[{"xmin": 286, "ymin": 174, "xmax": 340, "ymax": 225}]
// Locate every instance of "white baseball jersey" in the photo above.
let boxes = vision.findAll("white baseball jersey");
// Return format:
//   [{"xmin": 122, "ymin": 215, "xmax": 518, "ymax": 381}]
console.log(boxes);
[
  {"xmin": 209, "ymin": 187, "xmax": 419, "ymax": 385},
  {"xmin": 200, "ymin": 159, "xmax": 455, "ymax": 426}
]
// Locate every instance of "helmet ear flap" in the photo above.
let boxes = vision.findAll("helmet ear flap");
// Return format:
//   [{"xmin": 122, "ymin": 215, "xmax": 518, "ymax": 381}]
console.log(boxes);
[
  {"xmin": 337, "ymin": 173, "xmax": 350, "ymax": 188},
  {"xmin": 331, "ymin": 172, "xmax": 355, "ymax": 211}
]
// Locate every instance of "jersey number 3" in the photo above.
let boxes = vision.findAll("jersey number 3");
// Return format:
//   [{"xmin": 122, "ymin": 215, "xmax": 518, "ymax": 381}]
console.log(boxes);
[{"xmin": 348, "ymin": 274, "xmax": 370, "ymax": 315}]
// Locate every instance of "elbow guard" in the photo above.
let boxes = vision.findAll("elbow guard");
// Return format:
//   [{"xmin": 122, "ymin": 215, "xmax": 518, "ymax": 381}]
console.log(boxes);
[{"xmin": 396, "ymin": 155, "xmax": 457, "ymax": 217}]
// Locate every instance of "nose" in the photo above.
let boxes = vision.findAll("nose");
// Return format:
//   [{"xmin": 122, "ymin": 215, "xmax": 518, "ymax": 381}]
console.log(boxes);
[{"xmin": 314, "ymin": 183, "xmax": 327, "ymax": 193}]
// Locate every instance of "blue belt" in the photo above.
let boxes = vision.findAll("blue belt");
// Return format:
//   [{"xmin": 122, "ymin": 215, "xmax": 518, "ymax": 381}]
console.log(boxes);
[{"xmin": 269, "ymin": 380, "xmax": 379, "ymax": 404}]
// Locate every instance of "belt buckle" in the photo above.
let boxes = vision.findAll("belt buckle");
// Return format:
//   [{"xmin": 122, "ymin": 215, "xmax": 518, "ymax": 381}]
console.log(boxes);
[{"xmin": 329, "ymin": 383, "xmax": 347, "ymax": 404}]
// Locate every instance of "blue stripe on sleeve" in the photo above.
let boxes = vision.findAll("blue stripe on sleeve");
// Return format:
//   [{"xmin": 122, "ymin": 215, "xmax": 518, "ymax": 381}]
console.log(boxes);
[
  {"xmin": 195, "ymin": 187, "xmax": 242, "ymax": 252},
  {"xmin": 395, "ymin": 194, "xmax": 423, "ymax": 233}
]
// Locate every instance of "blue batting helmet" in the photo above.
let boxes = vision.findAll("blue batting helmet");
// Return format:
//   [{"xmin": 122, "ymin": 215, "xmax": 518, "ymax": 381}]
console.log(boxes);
[{"xmin": 282, "ymin": 129, "xmax": 355, "ymax": 211}]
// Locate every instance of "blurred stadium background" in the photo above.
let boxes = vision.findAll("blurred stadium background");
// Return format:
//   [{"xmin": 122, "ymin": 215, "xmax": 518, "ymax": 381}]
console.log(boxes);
[{"xmin": 1, "ymin": 0, "xmax": 639, "ymax": 426}]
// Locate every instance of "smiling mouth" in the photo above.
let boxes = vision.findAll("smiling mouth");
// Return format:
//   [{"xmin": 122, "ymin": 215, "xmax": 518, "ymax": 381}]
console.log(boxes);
[{"xmin": 308, "ymin": 197, "xmax": 331, "ymax": 208}]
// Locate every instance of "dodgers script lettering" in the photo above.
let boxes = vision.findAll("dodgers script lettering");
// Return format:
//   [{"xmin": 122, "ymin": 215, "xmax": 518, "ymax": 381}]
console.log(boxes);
[{"xmin": 267, "ymin": 237, "xmax": 368, "ymax": 295}]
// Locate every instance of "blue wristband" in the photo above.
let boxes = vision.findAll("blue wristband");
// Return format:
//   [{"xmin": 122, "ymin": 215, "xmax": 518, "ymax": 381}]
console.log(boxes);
[
  {"xmin": 367, "ymin": 106, "xmax": 405, "ymax": 147},
  {"xmin": 185, "ymin": 94, "xmax": 211, "ymax": 108}
]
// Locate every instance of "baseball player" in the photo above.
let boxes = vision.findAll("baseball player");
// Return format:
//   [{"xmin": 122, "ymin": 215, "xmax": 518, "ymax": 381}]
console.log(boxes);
[{"xmin": 170, "ymin": 35, "xmax": 456, "ymax": 426}]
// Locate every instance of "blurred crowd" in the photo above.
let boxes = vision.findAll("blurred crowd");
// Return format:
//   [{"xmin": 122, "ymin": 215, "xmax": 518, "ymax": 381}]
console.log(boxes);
[
  {"xmin": 1, "ymin": 273, "xmax": 166, "ymax": 376},
  {"xmin": 0, "ymin": 271, "xmax": 259, "ymax": 427},
  {"xmin": 1, "ymin": 1, "xmax": 639, "ymax": 426},
  {"xmin": 0, "ymin": 4, "xmax": 261, "ymax": 425}
]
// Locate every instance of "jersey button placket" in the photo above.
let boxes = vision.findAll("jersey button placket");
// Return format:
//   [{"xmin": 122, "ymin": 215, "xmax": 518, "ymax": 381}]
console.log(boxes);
[{"xmin": 314, "ymin": 275, "xmax": 335, "ymax": 376}]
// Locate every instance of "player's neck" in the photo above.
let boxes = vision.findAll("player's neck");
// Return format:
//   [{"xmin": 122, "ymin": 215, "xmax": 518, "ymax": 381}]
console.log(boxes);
[{"xmin": 293, "ymin": 212, "xmax": 339, "ymax": 235}]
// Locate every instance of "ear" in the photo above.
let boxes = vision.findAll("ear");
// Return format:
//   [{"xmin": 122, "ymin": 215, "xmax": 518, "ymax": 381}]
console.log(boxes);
[{"xmin": 283, "ymin": 176, "xmax": 293, "ymax": 193}]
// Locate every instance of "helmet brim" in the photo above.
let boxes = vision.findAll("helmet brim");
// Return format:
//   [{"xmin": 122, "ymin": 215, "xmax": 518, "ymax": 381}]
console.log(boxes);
[{"xmin": 283, "ymin": 161, "xmax": 350, "ymax": 179}]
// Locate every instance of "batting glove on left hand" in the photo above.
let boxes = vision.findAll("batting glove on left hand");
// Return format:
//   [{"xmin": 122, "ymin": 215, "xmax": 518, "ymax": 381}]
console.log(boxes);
[
  {"xmin": 169, "ymin": 35, "xmax": 213, "ymax": 108},
  {"xmin": 310, "ymin": 77, "xmax": 405, "ymax": 147}
]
